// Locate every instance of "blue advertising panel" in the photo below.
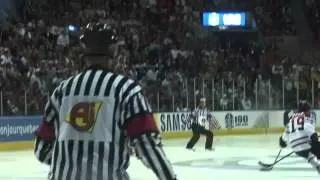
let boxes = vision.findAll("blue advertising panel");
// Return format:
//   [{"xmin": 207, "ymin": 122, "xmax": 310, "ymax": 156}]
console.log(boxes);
[{"xmin": 0, "ymin": 116, "xmax": 41, "ymax": 142}]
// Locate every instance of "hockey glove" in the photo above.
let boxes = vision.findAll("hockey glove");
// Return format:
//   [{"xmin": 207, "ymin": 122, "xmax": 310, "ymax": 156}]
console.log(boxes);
[
  {"xmin": 310, "ymin": 133, "xmax": 319, "ymax": 145},
  {"xmin": 310, "ymin": 133, "xmax": 320, "ymax": 158},
  {"xmin": 279, "ymin": 136, "xmax": 287, "ymax": 148},
  {"xmin": 35, "ymin": 121, "xmax": 55, "ymax": 142}
]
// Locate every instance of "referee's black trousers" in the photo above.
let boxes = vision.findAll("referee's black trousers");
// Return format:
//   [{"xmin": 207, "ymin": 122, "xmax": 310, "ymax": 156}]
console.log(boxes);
[{"xmin": 186, "ymin": 123, "xmax": 213, "ymax": 149}]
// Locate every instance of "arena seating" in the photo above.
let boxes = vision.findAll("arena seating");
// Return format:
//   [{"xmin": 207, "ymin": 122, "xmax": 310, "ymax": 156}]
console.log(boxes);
[
  {"xmin": 0, "ymin": 0, "xmax": 318, "ymax": 115},
  {"xmin": 305, "ymin": 0, "xmax": 320, "ymax": 39},
  {"xmin": 253, "ymin": 0, "xmax": 296, "ymax": 36}
]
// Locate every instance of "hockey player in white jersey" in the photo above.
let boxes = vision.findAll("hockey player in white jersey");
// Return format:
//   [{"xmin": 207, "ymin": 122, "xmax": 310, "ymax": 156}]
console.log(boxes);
[{"xmin": 279, "ymin": 100, "xmax": 320, "ymax": 173}]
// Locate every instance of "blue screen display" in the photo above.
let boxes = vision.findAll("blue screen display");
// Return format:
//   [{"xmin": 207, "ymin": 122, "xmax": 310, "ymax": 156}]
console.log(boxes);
[
  {"xmin": 68, "ymin": 25, "xmax": 77, "ymax": 31},
  {"xmin": 202, "ymin": 12, "xmax": 246, "ymax": 27}
]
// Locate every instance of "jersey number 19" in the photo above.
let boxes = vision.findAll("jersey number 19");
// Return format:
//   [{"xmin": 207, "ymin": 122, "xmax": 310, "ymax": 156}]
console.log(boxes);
[{"xmin": 291, "ymin": 115, "xmax": 304, "ymax": 133}]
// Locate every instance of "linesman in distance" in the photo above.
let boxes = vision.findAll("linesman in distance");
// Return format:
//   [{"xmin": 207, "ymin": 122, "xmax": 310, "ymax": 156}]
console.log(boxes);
[
  {"xmin": 33, "ymin": 22, "xmax": 177, "ymax": 180},
  {"xmin": 186, "ymin": 98, "xmax": 221, "ymax": 151}
]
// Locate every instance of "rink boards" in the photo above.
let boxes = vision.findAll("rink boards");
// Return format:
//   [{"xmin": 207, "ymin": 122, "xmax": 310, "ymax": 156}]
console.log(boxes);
[{"xmin": 0, "ymin": 110, "xmax": 318, "ymax": 151}]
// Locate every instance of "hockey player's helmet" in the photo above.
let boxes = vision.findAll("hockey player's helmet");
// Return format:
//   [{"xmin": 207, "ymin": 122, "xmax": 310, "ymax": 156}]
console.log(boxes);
[
  {"xmin": 80, "ymin": 22, "xmax": 119, "ymax": 56},
  {"xmin": 298, "ymin": 100, "xmax": 310, "ymax": 112}
]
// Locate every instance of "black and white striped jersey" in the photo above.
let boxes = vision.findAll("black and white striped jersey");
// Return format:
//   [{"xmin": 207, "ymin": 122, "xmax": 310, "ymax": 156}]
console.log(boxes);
[
  {"xmin": 34, "ymin": 67, "xmax": 176, "ymax": 180},
  {"xmin": 190, "ymin": 107, "xmax": 211, "ymax": 126},
  {"xmin": 189, "ymin": 107, "xmax": 220, "ymax": 129}
]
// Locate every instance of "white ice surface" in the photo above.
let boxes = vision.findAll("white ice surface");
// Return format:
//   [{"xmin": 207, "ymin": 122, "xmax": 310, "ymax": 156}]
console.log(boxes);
[{"xmin": 0, "ymin": 134, "xmax": 319, "ymax": 180}]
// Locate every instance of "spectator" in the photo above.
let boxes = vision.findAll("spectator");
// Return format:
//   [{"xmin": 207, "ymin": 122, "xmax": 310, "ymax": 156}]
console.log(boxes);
[
  {"xmin": 241, "ymin": 97, "xmax": 252, "ymax": 110},
  {"xmin": 56, "ymin": 29, "xmax": 69, "ymax": 48}
]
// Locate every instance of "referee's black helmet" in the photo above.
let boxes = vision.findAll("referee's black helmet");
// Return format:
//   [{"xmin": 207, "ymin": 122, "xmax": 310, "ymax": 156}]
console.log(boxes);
[
  {"xmin": 298, "ymin": 100, "xmax": 310, "ymax": 112},
  {"xmin": 80, "ymin": 22, "xmax": 119, "ymax": 56}
]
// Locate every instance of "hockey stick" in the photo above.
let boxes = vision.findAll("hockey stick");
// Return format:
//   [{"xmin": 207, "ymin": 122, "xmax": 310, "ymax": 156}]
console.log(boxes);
[
  {"xmin": 258, "ymin": 135, "xmax": 320, "ymax": 170},
  {"xmin": 258, "ymin": 149, "xmax": 281, "ymax": 169},
  {"xmin": 258, "ymin": 150, "xmax": 294, "ymax": 171}
]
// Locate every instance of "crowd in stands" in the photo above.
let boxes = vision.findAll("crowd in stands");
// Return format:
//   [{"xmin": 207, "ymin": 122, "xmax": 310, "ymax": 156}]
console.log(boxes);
[
  {"xmin": 0, "ymin": 0, "xmax": 319, "ymax": 116},
  {"xmin": 253, "ymin": 0, "xmax": 296, "ymax": 36},
  {"xmin": 305, "ymin": 0, "xmax": 320, "ymax": 40}
]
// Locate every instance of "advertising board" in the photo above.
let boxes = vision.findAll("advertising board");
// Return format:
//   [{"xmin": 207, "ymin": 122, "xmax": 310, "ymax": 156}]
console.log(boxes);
[{"xmin": 0, "ymin": 116, "xmax": 40, "ymax": 142}]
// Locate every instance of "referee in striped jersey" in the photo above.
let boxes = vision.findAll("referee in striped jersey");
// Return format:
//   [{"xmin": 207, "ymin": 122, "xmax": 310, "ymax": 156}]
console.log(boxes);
[
  {"xmin": 34, "ymin": 23, "xmax": 177, "ymax": 180},
  {"xmin": 186, "ymin": 98, "xmax": 219, "ymax": 151}
]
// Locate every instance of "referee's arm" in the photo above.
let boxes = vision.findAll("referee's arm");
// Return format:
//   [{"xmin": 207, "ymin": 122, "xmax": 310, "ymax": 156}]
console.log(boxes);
[
  {"xmin": 123, "ymin": 92, "xmax": 177, "ymax": 180},
  {"xmin": 34, "ymin": 84, "xmax": 62, "ymax": 165},
  {"xmin": 34, "ymin": 98, "xmax": 57, "ymax": 165}
]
